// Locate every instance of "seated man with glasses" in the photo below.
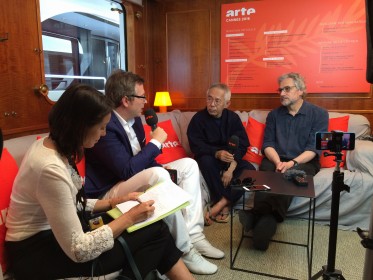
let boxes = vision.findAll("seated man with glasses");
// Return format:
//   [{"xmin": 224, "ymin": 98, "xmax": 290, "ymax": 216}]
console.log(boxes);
[
  {"xmin": 84, "ymin": 70, "xmax": 224, "ymax": 275},
  {"xmin": 187, "ymin": 83, "xmax": 255, "ymax": 225},
  {"xmin": 239, "ymin": 72, "xmax": 328, "ymax": 251}
]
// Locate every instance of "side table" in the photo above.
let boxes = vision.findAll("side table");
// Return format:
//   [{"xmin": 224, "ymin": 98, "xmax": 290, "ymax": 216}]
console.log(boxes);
[{"xmin": 230, "ymin": 170, "xmax": 316, "ymax": 280}]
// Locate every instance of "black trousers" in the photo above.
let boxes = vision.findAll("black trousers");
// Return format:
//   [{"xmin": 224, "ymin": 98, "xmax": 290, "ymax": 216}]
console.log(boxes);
[
  {"xmin": 196, "ymin": 155, "xmax": 256, "ymax": 204},
  {"xmin": 253, "ymin": 157, "xmax": 320, "ymax": 222},
  {"xmin": 5, "ymin": 219, "xmax": 182, "ymax": 280}
]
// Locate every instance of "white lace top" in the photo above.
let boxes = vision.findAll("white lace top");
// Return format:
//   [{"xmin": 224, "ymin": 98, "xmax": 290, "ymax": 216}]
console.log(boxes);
[{"xmin": 5, "ymin": 138, "xmax": 114, "ymax": 262}]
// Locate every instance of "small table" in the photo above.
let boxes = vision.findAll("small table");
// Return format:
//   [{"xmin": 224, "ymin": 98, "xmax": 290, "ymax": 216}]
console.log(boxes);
[{"xmin": 230, "ymin": 170, "xmax": 316, "ymax": 280}]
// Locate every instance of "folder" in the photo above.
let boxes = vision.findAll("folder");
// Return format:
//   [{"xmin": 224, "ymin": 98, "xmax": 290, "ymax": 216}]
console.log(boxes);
[{"xmin": 107, "ymin": 181, "xmax": 191, "ymax": 232}]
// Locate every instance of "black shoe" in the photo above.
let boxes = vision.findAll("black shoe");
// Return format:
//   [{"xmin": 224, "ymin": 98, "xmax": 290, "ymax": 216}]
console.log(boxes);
[
  {"xmin": 238, "ymin": 210, "xmax": 255, "ymax": 232},
  {"xmin": 252, "ymin": 214, "xmax": 277, "ymax": 251}
]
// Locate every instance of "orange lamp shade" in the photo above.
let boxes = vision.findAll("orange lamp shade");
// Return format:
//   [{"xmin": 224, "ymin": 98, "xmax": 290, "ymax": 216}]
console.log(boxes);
[{"xmin": 154, "ymin": 91, "xmax": 172, "ymax": 113}]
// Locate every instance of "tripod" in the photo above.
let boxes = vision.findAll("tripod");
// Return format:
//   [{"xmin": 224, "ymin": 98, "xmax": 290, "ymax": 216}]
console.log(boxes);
[{"xmin": 311, "ymin": 152, "xmax": 350, "ymax": 280}]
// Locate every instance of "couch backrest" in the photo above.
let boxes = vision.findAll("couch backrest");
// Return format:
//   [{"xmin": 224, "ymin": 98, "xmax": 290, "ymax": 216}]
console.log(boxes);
[
  {"xmin": 4, "ymin": 110, "xmax": 371, "ymax": 165},
  {"xmin": 328, "ymin": 112, "xmax": 371, "ymax": 137},
  {"xmin": 142, "ymin": 109, "xmax": 371, "ymax": 157},
  {"xmin": 4, "ymin": 133, "xmax": 48, "ymax": 166}
]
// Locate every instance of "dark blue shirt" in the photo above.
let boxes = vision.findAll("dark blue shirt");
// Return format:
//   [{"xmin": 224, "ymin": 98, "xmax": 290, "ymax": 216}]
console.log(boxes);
[{"xmin": 262, "ymin": 101, "xmax": 329, "ymax": 159}]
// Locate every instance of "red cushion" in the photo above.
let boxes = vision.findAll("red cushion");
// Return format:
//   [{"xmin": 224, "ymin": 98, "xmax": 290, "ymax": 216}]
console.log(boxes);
[
  {"xmin": 0, "ymin": 149, "xmax": 19, "ymax": 273},
  {"xmin": 143, "ymin": 119, "xmax": 188, "ymax": 164},
  {"xmin": 320, "ymin": 116, "xmax": 349, "ymax": 168},
  {"xmin": 243, "ymin": 117, "xmax": 266, "ymax": 165},
  {"xmin": 76, "ymin": 155, "xmax": 86, "ymax": 179}
]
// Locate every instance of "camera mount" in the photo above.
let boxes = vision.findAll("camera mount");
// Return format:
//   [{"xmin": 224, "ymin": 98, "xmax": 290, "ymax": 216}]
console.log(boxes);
[{"xmin": 312, "ymin": 132, "xmax": 350, "ymax": 280}]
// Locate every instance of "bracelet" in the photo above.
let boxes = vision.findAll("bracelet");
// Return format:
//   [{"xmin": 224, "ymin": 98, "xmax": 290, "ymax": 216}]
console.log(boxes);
[{"xmin": 291, "ymin": 159, "xmax": 299, "ymax": 167}]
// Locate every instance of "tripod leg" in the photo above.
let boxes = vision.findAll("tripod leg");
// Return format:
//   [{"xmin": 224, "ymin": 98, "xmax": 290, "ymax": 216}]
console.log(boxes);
[
  {"xmin": 310, "ymin": 267, "xmax": 325, "ymax": 279},
  {"xmin": 312, "ymin": 170, "xmax": 348, "ymax": 280},
  {"xmin": 311, "ymin": 265, "xmax": 346, "ymax": 280}
]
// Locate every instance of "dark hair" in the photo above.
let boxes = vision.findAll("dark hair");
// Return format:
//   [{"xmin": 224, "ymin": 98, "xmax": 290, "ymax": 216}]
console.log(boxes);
[
  {"xmin": 48, "ymin": 84, "xmax": 113, "ymax": 162},
  {"xmin": 105, "ymin": 70, "xmax": 145, "ymax": 107}
]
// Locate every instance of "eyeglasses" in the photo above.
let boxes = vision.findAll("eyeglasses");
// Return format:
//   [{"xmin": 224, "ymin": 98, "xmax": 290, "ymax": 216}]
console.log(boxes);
[
  {"xmin": 230, "ymin": 177, "xmax": 256, "ymax": 187},
  {"xmin": 277, "ymin": 85, "xmax": 297, "ymax": 94},
  {"xmin": 127, "ymin": 94, "xmax": 147, "ymax": 100},
  {"xmin": 207, "ymin": 97, "xmax": 223, "ymax": 106}
]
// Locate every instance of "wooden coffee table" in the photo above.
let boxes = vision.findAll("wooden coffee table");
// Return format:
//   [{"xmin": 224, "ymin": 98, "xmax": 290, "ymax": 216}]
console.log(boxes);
[{"xmin": 230, "ymin": 170, "xmax": 316, "ymax": 280}]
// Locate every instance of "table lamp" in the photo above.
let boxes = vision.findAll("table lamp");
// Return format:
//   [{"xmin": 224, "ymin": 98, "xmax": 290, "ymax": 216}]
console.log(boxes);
[{"xmin": 154, "ymin": 91, "xmax": 172, "ymax": 113}]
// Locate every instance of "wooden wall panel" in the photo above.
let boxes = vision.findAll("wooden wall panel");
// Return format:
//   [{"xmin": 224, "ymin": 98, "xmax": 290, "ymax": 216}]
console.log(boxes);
[
  {"xmin": 0, "ymin": 0, "xmax": 51, "ymax": 138},
  {"xmin": 146, "ymin": 0, "xmax": 373, "ymax": 126},
  {"xmin": 166, "ymin": 10, "xmax": 211, "ymax": 108}
]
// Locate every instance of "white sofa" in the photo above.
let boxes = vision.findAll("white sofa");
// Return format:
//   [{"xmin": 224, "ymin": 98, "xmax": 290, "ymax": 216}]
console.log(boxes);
[{"xmin": 138, "ymin": 109, "xmax": 373, "ymax": 231}]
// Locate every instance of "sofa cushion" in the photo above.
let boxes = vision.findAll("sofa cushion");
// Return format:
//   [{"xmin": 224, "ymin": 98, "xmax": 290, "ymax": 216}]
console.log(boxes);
[
  {"xmin": 4, "ymin": 133, "xmax": 48, "ymax": 166},
  {"xmin": 0, "ymin": 149, "xmax": 19, "ymax": 273},
  {"xmin": 329, "ymin": 112, "xmax": 371, "ymax": 138},
  {"xmin": 347, "ymin": 140, "xmax": 373, "ymax": 176},
  {"xmin": 243, "ymin": 117, "xmax": 266, "ymax": 165},
  {"xmin": 248, "ymin": 110, "xmax": 269, "ymax": 124},
  {"xmin": 178, "ymin": 111, "xmax": 197, "ymax": 156},
  {"xmin": 143, "ymin": 119, "xmax": 188, "ymax": 164},
  {"xmin": 320, "ymin": 115, "xmax": 349, "ymax": 168}
]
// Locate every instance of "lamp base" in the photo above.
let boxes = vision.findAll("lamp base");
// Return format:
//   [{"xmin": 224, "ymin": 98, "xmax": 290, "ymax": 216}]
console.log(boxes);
[{"xmin": 158, "ymin": 106, "xmax": 167, "ymax": 113}]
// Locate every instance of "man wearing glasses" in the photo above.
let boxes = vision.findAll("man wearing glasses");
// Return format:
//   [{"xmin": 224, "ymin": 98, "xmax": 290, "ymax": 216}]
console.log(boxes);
[
  {"xmin": 85, "ymin": 70, "xmax": 223, "ymax": 275},
  {"xmin": 187, "ymin": 83, "xmax": 255, "ymax": 225},
  {"xmin": 239, "ymin": 72, "xmax": 328, "ymax": 251}
]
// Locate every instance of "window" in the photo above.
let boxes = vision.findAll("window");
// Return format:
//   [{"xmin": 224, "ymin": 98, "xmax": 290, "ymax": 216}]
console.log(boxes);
[{"xmin": 40, "ymin": 0, "xmax": 126, "ymax": 102}]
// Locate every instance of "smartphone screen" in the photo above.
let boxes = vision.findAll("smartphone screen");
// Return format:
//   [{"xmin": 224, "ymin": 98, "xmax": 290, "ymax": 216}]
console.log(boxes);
[
  {"xmin": 243, "ymin": 185, "xmax": 270, "ymax": 192},
  {"xmin": 315, "ymin": 132, "xmax": 355, "ymax": 150}
]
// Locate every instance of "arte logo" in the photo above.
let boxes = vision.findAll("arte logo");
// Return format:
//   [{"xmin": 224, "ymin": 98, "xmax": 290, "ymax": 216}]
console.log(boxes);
[
  {"xmin": 226, "ymin": 7, "xmax": 256, "ymax": 17},
  {"xmin": 162, "ymin": 141, "xmax": 181, "ymax": 149},
  {"xmin": 249, "ymin": 146, "xmax": 262, "ymax": 155}
]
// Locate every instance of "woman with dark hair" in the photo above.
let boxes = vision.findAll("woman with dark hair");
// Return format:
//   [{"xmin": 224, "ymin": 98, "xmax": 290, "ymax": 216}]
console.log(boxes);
[{"xmin": 5, "ymin": 84, "xmax": 193, "ymax": 280}]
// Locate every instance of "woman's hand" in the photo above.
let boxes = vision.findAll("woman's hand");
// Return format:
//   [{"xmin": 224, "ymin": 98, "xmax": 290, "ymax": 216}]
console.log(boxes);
[
  {"xmin": 126, "ymin": 200, "xmax": 155, "ymax": 224},
  {"xmin": 109, "ymin": 200, "xmax": 155, "ymax": 238},
  {"xmin": 126, "ymin": 192, "xmax": 142, "ymax": 202},
  {"xmin": 109, "ymin": 192, "xmax": 142, "ymax": 208}
]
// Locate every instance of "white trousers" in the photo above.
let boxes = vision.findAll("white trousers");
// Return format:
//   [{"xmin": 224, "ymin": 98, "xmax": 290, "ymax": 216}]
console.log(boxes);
[
  {"xmin": 163, "ymin": 158, "xmax": 205, "ymax": 243},
  {"xmin": 103, "ymin": 167, "xmax": 193, "ymax": 254}
]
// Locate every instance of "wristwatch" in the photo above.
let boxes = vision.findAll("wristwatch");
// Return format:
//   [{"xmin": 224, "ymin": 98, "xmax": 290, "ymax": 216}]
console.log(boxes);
[{"xmin": 291, "ymin": 159, "xmax": 299, "ymax": 167}]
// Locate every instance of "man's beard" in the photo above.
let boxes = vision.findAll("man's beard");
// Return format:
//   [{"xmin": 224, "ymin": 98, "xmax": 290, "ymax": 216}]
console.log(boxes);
[{"xmin": 281, "ymin": 98, "xmax": 292, "ymax": 107}]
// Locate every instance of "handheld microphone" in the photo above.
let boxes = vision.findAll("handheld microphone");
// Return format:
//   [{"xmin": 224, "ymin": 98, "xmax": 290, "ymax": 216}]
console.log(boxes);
[
  {"xmin": 225, "ymin": 135, "xmax": 239, "ymax": 170},
  {"xmin": 228, "ymin": 135, "xmax": 239, "ymax": 155},
  {"xmin": 144, "ymin": 109, "xmax": 158, "ymax": 131}
]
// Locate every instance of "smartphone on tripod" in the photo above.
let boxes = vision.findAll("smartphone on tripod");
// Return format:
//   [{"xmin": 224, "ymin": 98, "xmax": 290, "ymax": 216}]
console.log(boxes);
[{"xmin": 315, "ymin": 131, "xmax": 355, "ymax": 151}]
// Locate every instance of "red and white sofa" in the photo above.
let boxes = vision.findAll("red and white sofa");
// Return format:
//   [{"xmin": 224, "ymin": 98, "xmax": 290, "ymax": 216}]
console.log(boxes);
[{"xmin": 1, "ymin": 109, "xmax": 372, "ymax": 278}]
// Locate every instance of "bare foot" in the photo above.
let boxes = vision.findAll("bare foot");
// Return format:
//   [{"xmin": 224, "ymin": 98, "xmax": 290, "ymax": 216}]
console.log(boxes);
[
  {"xmin": 204, "ymin": 204, "xmax": 220, "ymax": 225},
  {"xmin": 205, "ymin": 200, "xmax": 229, "ymax": 225},
  {"xmin": 215, "ymin": 206, "xmax": 230, "ymax": 223}
]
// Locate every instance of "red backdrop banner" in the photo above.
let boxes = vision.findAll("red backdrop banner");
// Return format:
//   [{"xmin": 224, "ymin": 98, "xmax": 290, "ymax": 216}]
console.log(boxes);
[{"xmin": 221, "ymin": 0, "xmax": 370, "ymax": 94}]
